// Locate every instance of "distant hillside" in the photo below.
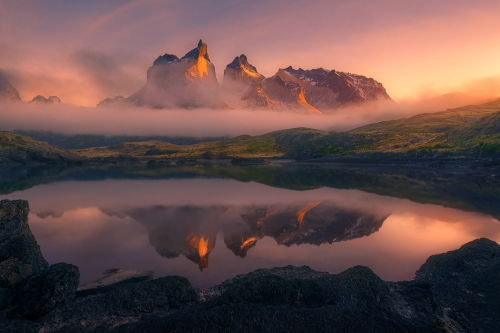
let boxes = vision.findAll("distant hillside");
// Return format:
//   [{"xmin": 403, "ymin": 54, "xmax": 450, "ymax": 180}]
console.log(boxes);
[
  {"xmin": 1, "ymin": 98, "xmax": 499, "ymax": 164},
  {"xmin": 350, "ymin": 98, "xmax": 500, "ymax": 135},
  {"xmin": 75, "ymin": 99, "xmax": 500, "ymax": 160},
  {"xmin": 437, "ymin": 111, "xmax": 500, "ymax": 153},
  {"xmin": 0, "ymin": 131, "xmax": 80, "ymax": 165},
  {"xmin": 13, "ymin": 130, "xmax": 229, "ymax": 149}
]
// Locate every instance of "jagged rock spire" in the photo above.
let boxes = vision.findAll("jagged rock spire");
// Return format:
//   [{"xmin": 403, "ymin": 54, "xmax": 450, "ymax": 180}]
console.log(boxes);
[{"xmin": 182, "ymin": 39, "xmax": 210, "ymax": 61}]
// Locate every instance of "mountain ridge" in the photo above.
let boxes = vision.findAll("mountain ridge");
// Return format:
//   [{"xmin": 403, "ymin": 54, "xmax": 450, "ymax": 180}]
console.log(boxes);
[{"xmin": 97, "ymin": 40, "xmax": 392, "ymax": 112}]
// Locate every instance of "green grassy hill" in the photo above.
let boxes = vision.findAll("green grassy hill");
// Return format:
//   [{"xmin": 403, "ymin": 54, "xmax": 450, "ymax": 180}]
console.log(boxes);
[
  {"xmin": 351, "ymin": 98, "xmax": 500, "ymax": 135},
  {"xmin": 436, "ymin": 111, "xmax": 500, "ymax": 153},
  {"xmin": 1, "ymin": 98, "xmax": 499, "ymax": 163},
  {"xmin": 0, "ymin": 130, "xmax": 80, "ymax": 165}
]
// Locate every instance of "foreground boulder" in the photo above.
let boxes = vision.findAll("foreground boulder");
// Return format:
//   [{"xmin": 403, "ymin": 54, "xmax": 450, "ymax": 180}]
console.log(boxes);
[
  {"xmin": 415, "ymin": 238, "xmax": 500, "ymax": 333},
  {"xmin": 0, "ymin": 199, "xmax": 48, "ymax": 308},
  {"xmin": 39, "ymin": 276, "xmax": 199, "ymax": 331},
  {"xmin": 0, "ymin": 200, "xmax": 48, "ymax": 273},
  {"xmin": 14, "ymin": 263, "xmax": 79, "ymax": 320},
  {"xmin": 76, "ymin": 268, "xmax": 154, "ymax": 297},
  {"xmin": 0, "ymin": 199, "xmax": 79, "ymax": 322},
  {"xmin": 35, "ymin": 238, "xmax": 499, "ymax": 333}
]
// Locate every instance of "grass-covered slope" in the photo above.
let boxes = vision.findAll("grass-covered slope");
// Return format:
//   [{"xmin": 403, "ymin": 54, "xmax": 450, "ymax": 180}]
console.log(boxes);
[
  {"xmin": 0, "ymin": 131, "xmax": 80, "ymax": 165},
  {"xmin": 2, "ymin": 98, "xmax": 499, "ymax": 163},
  {"xmin": 74, "ymin": 98, "xmax": 499, "ymax": 160},
  {"xmin": 351, "ymin": 98, "xmax": 500, "ymax": 135},
  {"xmin": 437, "ymin": 111, "xmax": 500, "ymax": 153},
  {"xmin": 74, "ymin": 128, "xmax": 328, "ymax": 159}
]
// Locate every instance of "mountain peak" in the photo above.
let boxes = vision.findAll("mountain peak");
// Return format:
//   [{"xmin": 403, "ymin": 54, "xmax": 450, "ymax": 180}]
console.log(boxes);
[
  {"xmin": 29, "ymin": 95, "xmax": 61, "ymax": 104},
  {"xmin": 0, "ymin": 71, "xmax": 22, "ymax": 102},
  {"xmin": 153, "ymin": 53, "xmax": 180, "ymax": 66},
  {"xmin": 182, "ymin": 39, "xmax": 210, "ymax": 61},
  {"xmin": 224, "ymin": 54, "xmax": 262, "ymax": 86},
  {"xmin": 226, "ymin": 54, "xmax": 255, "ymax": 71}
]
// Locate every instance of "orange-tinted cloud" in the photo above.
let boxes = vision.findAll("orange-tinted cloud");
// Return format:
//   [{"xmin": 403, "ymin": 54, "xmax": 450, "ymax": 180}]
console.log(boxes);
[{"xmin": 0, "ymin": 0, "xmax": 499, "ymax": 106}]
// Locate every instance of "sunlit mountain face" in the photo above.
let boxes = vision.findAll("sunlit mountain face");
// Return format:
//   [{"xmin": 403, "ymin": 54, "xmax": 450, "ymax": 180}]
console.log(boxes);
[{"xmin": 95, "ymin": 40, "xmax": 391, "ymax": 112}]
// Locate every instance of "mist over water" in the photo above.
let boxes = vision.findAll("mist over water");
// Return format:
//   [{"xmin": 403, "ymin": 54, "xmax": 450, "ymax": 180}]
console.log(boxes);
[{"xmin": 0, "ymin": 96, "xmax": 491, "ymax": 137}]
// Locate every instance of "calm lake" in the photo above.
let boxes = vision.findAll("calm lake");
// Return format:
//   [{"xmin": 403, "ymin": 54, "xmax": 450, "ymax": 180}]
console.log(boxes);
[{"xmin": 1, "ymin": 163, "xmax": 499, "ymax": 288}]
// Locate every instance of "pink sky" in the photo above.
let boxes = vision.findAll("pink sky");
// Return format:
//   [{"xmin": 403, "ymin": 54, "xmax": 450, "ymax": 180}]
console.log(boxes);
[{"xmin": 1, "ymin": 0, "xmax": 500, "ymax": 106}]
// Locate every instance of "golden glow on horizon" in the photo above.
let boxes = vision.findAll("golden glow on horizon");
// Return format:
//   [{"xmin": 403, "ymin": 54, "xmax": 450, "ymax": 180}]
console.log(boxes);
[{"xmin": 2, "ymin": 2, "xmax": 500, "ymax": 107}]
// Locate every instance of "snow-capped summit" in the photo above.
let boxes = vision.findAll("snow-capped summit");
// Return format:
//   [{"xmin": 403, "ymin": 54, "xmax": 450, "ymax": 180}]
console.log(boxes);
[{"xmin": 273, "ymin": 66, "xmax": 392, "ymax": 111}]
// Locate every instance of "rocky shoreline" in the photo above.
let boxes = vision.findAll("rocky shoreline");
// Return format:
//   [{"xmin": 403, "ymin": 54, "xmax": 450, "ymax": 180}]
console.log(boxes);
[{"xmin": 1, "ymin": 199, "xmax": 499, "ymax": 332}]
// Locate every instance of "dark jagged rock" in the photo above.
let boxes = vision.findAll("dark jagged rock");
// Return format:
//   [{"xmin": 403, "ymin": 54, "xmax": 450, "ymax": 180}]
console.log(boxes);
[
  {"xmin": 14, "ymin": 263, "xmax": 79, "ymax": 320},
  {"xmin": 39, "ymin": 276, "xmax": 199, "ymax": 331},
  {"xmin": 153, "ymin": 53, "xmax": 180, "ymax": 66},
  {"xmin": 0, "ymin": 318, "xmax": 38, "ymax": 333},
  {"xmin": 182, "ymin": 39, "xmax": 210, "ymax": 61},
  {"xmin": 415, "ymin": 238, "xmax": 500, "ymax": 333},
  {"xmin": 0, "ymin": 200, "xmax": 48, "ymax": 275},
  {"xmin": 0, "ymin": 258, "xmax": 33, "ymax": 290},
  {"xmin": 34, "ymin": 238, "xmax": 500, "ymax": 332},
  {"xmin": 0, "ymin": 199, "xmax": 48, "ymax": 308},
  {"xmin": 76, "ymin": 268, "xmax": 154, "ymax": 298}
]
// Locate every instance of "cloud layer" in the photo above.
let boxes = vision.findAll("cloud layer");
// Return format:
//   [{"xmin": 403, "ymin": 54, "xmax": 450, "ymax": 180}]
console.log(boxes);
[{"xmin": 0, "ymin": 0, "xmax": 500, "ymax": 106}]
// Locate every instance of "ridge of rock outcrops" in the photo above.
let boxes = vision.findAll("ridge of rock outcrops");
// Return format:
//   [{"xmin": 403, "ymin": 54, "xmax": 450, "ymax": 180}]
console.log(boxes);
[
  {"xmin": 96, "ymin": 41, "xmax": 391, "ymax": 112},
  {"xmin": 261, "ymin": 66, "xmax": 391, "ymax": 113},
  {"xmin": 28, "ymin": 95, "xmax": 61, "ymax": 104}
]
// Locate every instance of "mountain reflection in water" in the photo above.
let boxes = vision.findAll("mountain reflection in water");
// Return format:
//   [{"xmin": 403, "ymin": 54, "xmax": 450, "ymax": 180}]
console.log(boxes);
[
  {"xmin": 101, "ymin": 203, "xmax": 387, "ymax": 271},
  {"xmin": 1, "ymin": 174, "xmax": 499, "ymax": 288}
]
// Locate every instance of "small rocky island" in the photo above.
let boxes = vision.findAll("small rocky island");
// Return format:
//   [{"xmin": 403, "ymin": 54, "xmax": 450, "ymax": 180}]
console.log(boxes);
[{"xmin": 1, "ymin": 199, "xmax": 499, "ymax": 332}]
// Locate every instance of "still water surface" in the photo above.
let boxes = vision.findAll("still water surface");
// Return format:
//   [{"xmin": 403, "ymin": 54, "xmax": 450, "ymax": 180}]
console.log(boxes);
[{"xmin": 1, "ymin": 164, "xmax": 499, "ymax": 288}]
